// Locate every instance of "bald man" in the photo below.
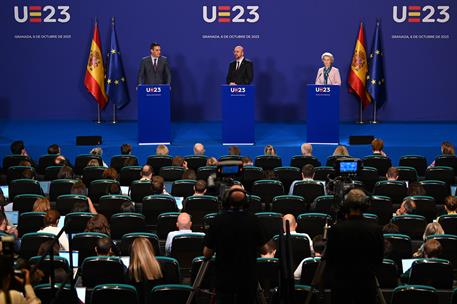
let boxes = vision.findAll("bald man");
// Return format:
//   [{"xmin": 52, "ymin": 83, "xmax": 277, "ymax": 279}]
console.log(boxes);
[
  {"xmin": 193, "ymin": 143, "xmax": 205, "ymax": 155},
  {"xmin": 226, "ymin": 45, "xmax": 254, "ymax": 85},
  {"xmin": 165, "ymin": 212, "xmax": 194, "ymax": 255}
]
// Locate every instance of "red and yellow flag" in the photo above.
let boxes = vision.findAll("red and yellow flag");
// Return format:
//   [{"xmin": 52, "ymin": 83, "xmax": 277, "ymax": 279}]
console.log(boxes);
[
  {"xmin": 348, "ymin": 22, "xmax": 371, "ymax": 108},
  {"xmin": 84, "ymin": 21, "xmax": 107, "ymax": 108}
]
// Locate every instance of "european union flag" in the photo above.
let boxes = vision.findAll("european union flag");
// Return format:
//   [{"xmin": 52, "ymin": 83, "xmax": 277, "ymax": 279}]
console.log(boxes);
[
  {"xmin": 106, "ymin": 17, "xmax": 129, "ymax": 109},
  {"xmin": 367, "ymin": 21, "xmax": 386, "ymax": 108}
]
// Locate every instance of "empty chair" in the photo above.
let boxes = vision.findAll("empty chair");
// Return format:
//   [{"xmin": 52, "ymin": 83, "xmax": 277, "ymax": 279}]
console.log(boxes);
[
  {"xmin": 71, "ymin": 232, "xmax": 109, "ymax": 265},
  {"xmin": 251, "ymin": 181, "xmax": 285, "ymax": 211},
  {"xmin": 373, "ymin": 180, "xmax": 408, "ymax": 205},
  {"xmin": 89, "ymin": 179, "xmax": 120, "ymax": 204},
  {"xmin": 255, "ymin": 212, "xmax": 283, "ymax": 240},
  {"xmin": 98, "ymin": 195, "xmax": 133, "ymax": 219},
  {"xmin": 419, "ymin": 180, "xmax": 451, "ymax": 204},
  {"xmin": 82, "ymin": 166, "xmax": 106, "ymax": 186},
  {"xmin": 49, "ymin": 179, "xmax": 78, "ymax": 202},
  {"xmin": 310, "ymin": 195, "xmax": 337, "ymax": 219},
  {"xmin": 20, "ymin": 232, "xmax": 55, "ymax": 260},
  {"xmin": 255, "ymin": 155, "xmax": 282, "ymax": 170},
  {"xmin": 408, "ymin": 258, "xmax": 453, "ymax": 289},
  {"xmin": 110, "ymin": 155, "xmax": 139, "ymax": 173},
  {"xmin": 383, "ymin": 234, "xmax": 412, "ymax": 267},
  {"xmin": 74, "ymin": 154, "xmax": 103, "ymax": 175},
  {"xmin": 170, "ymin": 233, "xmax": 205, "ymax": 269},
  {"xmin": 91, "ymin": 284, "xmax": 139, "ymax": 304},
  {"xmin": 146, "ymin": 155, "xmax": 173, "ymax": 175},
  {"xmin": 55, "ymin": 194, "xmax": 88, "ymax": 215},
  {"xmin": 273, "ymin": 234, "xmax": 312, "ymax": 269},
  {"xmin": 190, "ymin": 256, "xmax": 216, "ymax": 290},
  {"xmin": 313, "ymin": 166, "xmax": 334, "ymax": 182},
  {"xmin": 362, "ymin": 155, "xmax": 392, "ymax": 176},
  {"xmin": 397, "ymin": 166, "xmax": 418, "ymax": 183},
  {"xmin": 184, "ymin": 155, "xmax": 208, "ymax": 171},
  {"xmin": 119, "ymin": 166, "xmax": 142, "ymax": 186},
  {"xmin": 171, "ymin": 180, "xmax": 197, "ymax": 198},
  {"xmin": 130, "ymin": 180, "xmax": 155, "ymax": 203},
  {"xmin": 376, "ymin": 259, "xmax": 399, "ymax": 288},
  {"xmin": 241, "ymin": 166, "xmax": 264, "ymax": 192},
  {"xmin": 182, "ymin": 195, "xmax": 219, "ymax": 231},
  {"xmin": 297, "ymin": 213, "xmax": 331, "ymax": 239},
  {"xmin": 142, "ymin": 195, "xmax": 178, "ymax": 227},
  {"xmin": 426, "ymin": 234, "xmax": 457, "ymax": 271},
  {"xmin": 64, "ymin": 212, "xmax": 95, "ymax": 234},
  {"xmin": 159, "ymin": 166, "xmax": 185, "ymax": 181},
  {"xmin": 271, "ymin": 195, "xmax": 307, "ymax": 218},
  {"xmin": 391, "ymin": 285, "xmax": 438, "ymax": 304},
  {"xmin": 8, "ymin": 179, "xmax": 43, "ymax": 201},
  {"xmin": 257, "ymin": 258, "xmax": 279, "ymax": 297},
  {"xmin": 367, "ymin": 195, "xmax": 393, "ymax": 225},
  {"xmin": 156, "ymin": 212, "xmax": 180, "ymax": 240},
  {"xmin": 248, "ymin": 194, "xmax": 264, "ymax": 213},
  {"xmin": 425, "ymin": 166, "xmax": 454, "ymax": 186},
  {"xmin": 290, "ymin": 155, "xmax": 321, "ymax": 169},
  {"xmin": 29, "ymin": 256, "xmax": 70, "ymax": 285},
  {"xmin": 437, "ymin": 214, "xmax": 457, "ymax": 235},
  {"xmin": 7, "ymin": 166, "xmax": 36, "ymax": 184},
  {"xmin": 2, "ymin": 155, "xmax": 31, "ymax": 171},
  {"xmin": 18, "ymin": 212, "xmax": 46, "ymax": 237},
  {"xmin": 149, "ymin": 284, "xmax": 192, "ymax": 304},
  {"xmin": 298, "ymin": 257, "xmax": 321, "ymax": 285},
  {"xmin": 120, "ymin": 232, "xmax": 161, "ymax": 256},
  {"xmin": 12, "ymin": 194, "xmax": 45, "ymax": 214},
  {"xmin": 196, "ymin": 165, "xmax": 216, "ymax": 181},
  {"xmin": 110, "ymin": 213, "xmax": 146, "ymax": 240},
  {"xmin": 391, "ymin": 215, "xmax": 427, "ymax": 240},
  {"xmin": 81, "ymin": 256, "xmax": 126, "ymax": 287},
  {"xmin": 202, "ymin": 213, "xmax": 217, "ymax": 234},
  {"xmin": 291, "ymin": 180, "xmax": 325, "ymax": 207},
  {"xmin": 434, "ymin": 154, "xmax": 457, "ymax": 177},
  {"xmin": 44, "ymin": 165, "xmax": 64, "ymax": 181},
  {"xmin": 399, "ymin": 155, "xmax": 428, "ymax": 177},
  {"xmin": 157, "ymin": 256, "xmax": 181, "ymax": 284},
  {"xmin": 408, "ymin": 195, "xmax": 437, "ymax": 223},
  {"xmin": 274, "ymin": 166, "xmax": 302, "ymax": 191},
  {"xmin": 355, "ymin": 166, "xmax": 379, "ymax": 193},
  {"xmin": 34, "ymin": 283, "xmax": 80, "ymax": 304}
]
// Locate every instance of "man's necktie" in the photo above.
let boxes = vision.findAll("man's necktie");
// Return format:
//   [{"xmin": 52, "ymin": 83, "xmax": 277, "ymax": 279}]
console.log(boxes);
[
  {"xmin": 236, "ymin": 61, "xmax": 240, "ymax": 70},
  {"xmin": 154, "ymin": 58, "xmax": 158, "ymax": 69}
]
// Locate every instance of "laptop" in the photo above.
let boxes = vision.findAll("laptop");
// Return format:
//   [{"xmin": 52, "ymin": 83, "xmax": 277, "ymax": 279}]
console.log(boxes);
[
  {"xmin": 4, "ymin": 211, "xmax": 19, "ymax": 226},
  {"xmin": 59, "ymin": 250, "xmax": 79, "ymax": 268},
  {"xmin": 401, "ymin": 258, "xmax": 419, "ymax": 273}
]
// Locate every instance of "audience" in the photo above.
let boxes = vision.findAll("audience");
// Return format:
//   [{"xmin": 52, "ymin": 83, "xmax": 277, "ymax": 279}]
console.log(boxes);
[
  {"xmin": 395, "ymin": 198, "xmax": 416, "ymax": 216},
  {"xmin": 241, "ymin": 156, "xmax": 253, "ymax": 166},
  {"xmin": 332, "ymin": 145, "xmax": 349, "ymax": 156},
  {"xmin": 300, "ymin": 143, "xmax": 313, "ymax": 156},
  {"xmin": 193, "ymin": 143, "xmax": 205, "ymax": 155},
  {"xmin": 140, "ymin": 165, "xmax": 153, "ymax": 181},
  {"xmin": 152, "ymin": 175, "xmax": 167, "ymax": 195},
  {"xmin": 228, "ymin": 145, "xmax": 240, "ymax": 156},
  {"xmin": 120, "ymin": 201, "xmax": 136, "ymax": 213},
  {"xmin": 10, "ymin": 140, "xmax": 29, "ymax": 157},
  {"xmin": 37, "ymin": 210, "xmax": 69, "ymax": 251},
  {"xmin": 260, "ymin": 240, "xmax": 276, "ymax": 258},
  {"xmin": 165, "ymin": 212, "xmax": 193, "ymax": 255},
  {"xmin": 193, "ymin": 180, "xmax": 207, "ymax": 196},
  {"xmin": 206, "ymin": 157, "xmax": 218, "ymax": 166},
  {"xmin": 289, "ymin": 164, "xmax": 323, "ymax": 194},
  {"xmin": 413, "ymin": 222, "xmax": 444, "ymax": 257},
  {"xmin": 382, "ymin": 223, "xmax": 400, "ymax": 234},
  {"xmin": 102, "ymin": 168, "xmax": 119, "ymax": 180},
  {"xmin": 264, "ymin": 145, "xmax": 276, "ymax": 156},
  {"xmin": 0, "ymin": 212, "xmax": 18, "ymax": 238},
  {"xmin": 86, "ymin": 159, "xmax": 100, "ymax": 167},
  {"xmin": 57, "ymin": 165, "xmax": 74, "ymax": 179},
  {"xmin": 90, "ymin": 147, "xmax": 108, "ymax": 167},
  {"xmin": 95, "ymin": 237, "xmax": 115, "ymax": 256},
  {"xmin": 156, "ymin": 144, "xmax": 169, "ymax": 156},
  {"xmin": 312, "ymin": 234, "xmax": 326, "ymax": 257},
  {"xmin": 47, "ymin": 144, "xmax": 61, "ymax": 155},
  {"xmin": 444, "ymin": 195, "xmax": 457, "ymax": 215},
  {"xmin": 371, "ymin": 138, "xmax": 387, "ymax": 156},
  {"xmin": 408, "ymin": 182, "xmax": 426, "ymax": 196},
  {"xmin": 85, "ymin": 214, "xmax": 111, "ymax": 236},
  {"xmin": 70, "ymin": 181, "xmax": 97, "ymax": 213},
  {"xmin": 386, "ymin": 167, "xmax": 399, "ymax": 181},
  {"xmin": 121, "ymin": 143, "xmax": 132, "ymax": 155},
  {"xmin": 32, "ymin": 198, "xmax": 51, "ymax": 212},
  {"xmin": 282, "ymin": 214, "xmax": 314, "ymax": 255}
]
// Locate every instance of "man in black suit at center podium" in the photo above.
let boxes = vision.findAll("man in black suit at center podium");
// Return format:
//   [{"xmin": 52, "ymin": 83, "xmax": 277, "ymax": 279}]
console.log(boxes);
[
  {"xmin": 137, "ymin": 42, "xmax": 171, "ymax": 85},
  {"xmin": 226, "ymin": 45, "xmax": 253, "ymax": 85}
]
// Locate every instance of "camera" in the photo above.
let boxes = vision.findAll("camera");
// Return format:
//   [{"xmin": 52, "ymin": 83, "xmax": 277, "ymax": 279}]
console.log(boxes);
[{"xmin": 333, "ymin": 157, "xmax": 362, "ymax": 177}]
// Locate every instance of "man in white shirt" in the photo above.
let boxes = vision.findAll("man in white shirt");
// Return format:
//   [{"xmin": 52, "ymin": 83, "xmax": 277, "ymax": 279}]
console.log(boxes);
[
  {"xmin": 165, "ymin": 212, "xmax": 193, "ymax": 255},
  {"xmin": 37, "ymin": 210, "xmax": 69, "ymax": 251},
  {"xmin": 282, "ymin": 214, "xmax": 314, "ymax": 255},
  {"xmin": 289, "ymin": 164, "xmax": 326, "ymax": 195}
]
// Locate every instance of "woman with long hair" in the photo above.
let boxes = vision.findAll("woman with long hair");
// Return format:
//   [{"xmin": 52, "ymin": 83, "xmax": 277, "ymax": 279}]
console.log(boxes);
[{"xmin": 84, "ymin": 214, "xmax": 111, "ymax": 236}]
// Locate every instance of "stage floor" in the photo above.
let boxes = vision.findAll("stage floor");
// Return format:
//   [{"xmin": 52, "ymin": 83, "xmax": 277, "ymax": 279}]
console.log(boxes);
[{"xmin": 0, "ymin": 120, "xmax": 456, "ymax": 166}]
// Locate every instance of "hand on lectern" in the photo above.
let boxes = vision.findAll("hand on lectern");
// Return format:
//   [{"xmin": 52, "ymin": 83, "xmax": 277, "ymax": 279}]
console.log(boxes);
[{"xmin": 229, "ymin": 82, "xmax": 237, "ymax": 85}]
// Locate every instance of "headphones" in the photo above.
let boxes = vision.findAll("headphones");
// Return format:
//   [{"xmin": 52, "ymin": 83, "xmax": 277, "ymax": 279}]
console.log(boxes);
[{"xmin": 222, "ymin": 187, "xmax": 249, "ymax": 210}]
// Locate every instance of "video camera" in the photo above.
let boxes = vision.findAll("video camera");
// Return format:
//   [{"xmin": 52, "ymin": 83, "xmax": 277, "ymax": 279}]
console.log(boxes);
[{"xmin": 333, "ymin": 157, "xmax": 362, "ymax": 177}]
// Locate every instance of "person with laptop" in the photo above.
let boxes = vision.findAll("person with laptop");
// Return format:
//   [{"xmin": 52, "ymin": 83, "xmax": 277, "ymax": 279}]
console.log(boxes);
[
  {"xmin": 37, "ymin": 210, "xmax": 69, "ymax": 251},
  {"xmin": 0, "ymin": 212, "xmax": 18, "ymax": 238}
]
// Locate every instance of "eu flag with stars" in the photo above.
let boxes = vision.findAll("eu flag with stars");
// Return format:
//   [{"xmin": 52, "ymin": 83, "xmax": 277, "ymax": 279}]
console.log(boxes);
[
  {"xmin": 106, "ymin": 17, "xmax": 129, "ymax": 109},
  {"xmin": 367, "ymin": 20, "xmax": 386, "ymax": 108}
]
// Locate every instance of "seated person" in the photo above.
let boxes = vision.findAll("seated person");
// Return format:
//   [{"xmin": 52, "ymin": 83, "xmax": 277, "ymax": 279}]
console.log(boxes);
[
  {"xmin": 193, "ymin": 143, "xmax": 205, "ymax": 156},
  {"xmin": 165, "ymin": 212, "xmax": 193, "ymax": 255},
  {"xmin": 413, "ymin": 222, "xmax": 444, "ymax": 257},
  {"xmin": 0, "ymin": 212, "xmax": 18, "ymax": 238},
  {"xmin": 395, "ymin": 198, "xmax": 416, "ymax": 216},
  {"xmin": 289, "ymin": 164, "xmax": 325, "ymax": 195},
  {"xmin": 312, "ymin": 234, "xmax": 326, "ymax": 257},
  {"xmin": 37, "ymin": 210, "xmax": 69, "ymax": 251},
  {"xmin": 140, "ymin": 165, "xmax": 153, "ymax": 181},
  {"xmin": 260, "ymin": 240, "xmax": 276, "ymax": 258},
  {"xmin": 120, "ymin": 201, "xmax": 135, "ymax": 213},
  {"xmin": 95, "ymin": 237, "xmax": 115, "ymax": 256},
  {"xmin": 193, "ymin": 180, "xmax": 207, "ymax": 196},
  {"xmin": 282, "ymin": 214, "xmax": 314, "ymax": 255},
  {"xmin": 301, "ymin": 143, "xmax": 313, "ymax": 156},
  {"xmin": 85, "ymin": 214, "xmax": 111, "ymax": 236},
  {"xmin": 371, "ymin": 138, "xmax": 387, "ymax": 156},
  {"xmin": 386, "ymin": 167, "xmax": 399, "ymax": 181},
  {"xmin": 33, "ymin": 198, "xmax": 51, "ymax": 212},
  {"xmin": 402, "ymin": 239, "xmax": 443, "ymax": 280},
  {"xmin": 444, "ymin": 195, "xmax": 457, "ymax": 215}
]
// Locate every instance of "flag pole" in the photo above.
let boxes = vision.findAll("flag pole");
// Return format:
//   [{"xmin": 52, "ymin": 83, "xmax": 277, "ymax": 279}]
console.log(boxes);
[
  {"xmin": 96, "ymin": 104, "xmax": 101, "ymax": 124},
  {"xmin": 370, "ymin": 100, "xmax": 379, "ymax": 124},
  {"xmin": 112, "ymin": 104, "xmax": 117, "ymax": 124},
  {"xmin": 356, "ymin": 102, "xmax": 364, "ymax": 124}
]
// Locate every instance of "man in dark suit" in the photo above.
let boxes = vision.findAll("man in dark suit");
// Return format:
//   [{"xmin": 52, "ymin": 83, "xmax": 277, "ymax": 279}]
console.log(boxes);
[
  {"xmin": 325, "ymin": 189, "xmax": 384, "ymax": 304},
  {"xmin": 226, "ymin": 45, "xmax": 253, "ymax": 85},
  {"xmin": 137, "ymin": 42, "xmax": 171, "ymax": 85}
]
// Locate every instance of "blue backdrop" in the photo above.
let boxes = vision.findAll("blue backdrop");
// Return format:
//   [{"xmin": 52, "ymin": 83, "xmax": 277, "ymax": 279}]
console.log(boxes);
[{"xmin": 0, "ymin": 0, "xmax": 455, "ymax": 122}]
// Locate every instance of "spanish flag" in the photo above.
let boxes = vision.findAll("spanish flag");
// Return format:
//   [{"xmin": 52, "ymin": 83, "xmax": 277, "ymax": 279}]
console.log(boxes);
[
  {"xmin": 348, "ymin": 22, "xmax": 371, "ymax": 108},
  {"xmin": 84, "ymin": 20, "xmax": 108, "ymax": 109}
]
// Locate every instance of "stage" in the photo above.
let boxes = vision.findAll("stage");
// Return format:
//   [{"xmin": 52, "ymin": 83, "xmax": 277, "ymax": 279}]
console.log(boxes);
[{"xmin": 0, "ymin": 120, "xmax": 455, "ymax": 167}]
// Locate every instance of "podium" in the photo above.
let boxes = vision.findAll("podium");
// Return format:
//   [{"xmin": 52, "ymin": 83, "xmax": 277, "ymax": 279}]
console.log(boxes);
[
  {"xmin": 137, "ymin": 84, "xmax": 171, "ymax": 145},
  {"xmin": 306, "ymin": 84, "xmax": 340, "ymax": 144},
  {"xmin": 221, "ymin": 85, "xmax": 255, "ymax": 145}
]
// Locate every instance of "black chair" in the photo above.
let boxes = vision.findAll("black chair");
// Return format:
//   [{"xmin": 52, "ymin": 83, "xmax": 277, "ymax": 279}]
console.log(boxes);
[
  {"xmin": 397, "ymin": 166, "xmax": 418, "ymax": 183},
  {"xmin": 91, "ymin": 284, "xmax": 139, "ymax": 304},
  {"xmin": 362, "ymin": 155, "xmax": 392, "ymax": 176},
  {"xmin": 142, "ymin": 195, "xmax": 178, "ymax": 227},
  {"xmin": 313, "ymin": 166, "xmax": 334, "ymax": 182},
  {"xmin": 129, "ymin": 180, "xmax": 155, "ymax": 203},
  {"xmin": 362, "ymin": 213, "xmax": 379, "ymax": 224},
  {"xmin": 310, "ymin": 195, "xmax": 337, "ymax": 219},
  {"xmin": 184, "ymin": 155, "xmax": 208, "ymax": 171},
  {"xmin": 376, "ymin": 259, "xmax": 399, "ymax": 288},
  {"xmin": 44, "ymin": 165, "xmax": 63, "ymax": 181},
  {"xmin": 2, "ymin": 155, "xmax": 31, "ymax": 171},
  {"xmin": 271, "ymin": 195, "xmax": 307, "ymax": 218},
  {"xmin": 290, "ymin": 156, "xmax": 321, "ymax": 169},
  {"xmin": 55, "ymin": 194, "xmax": 88, "ymax": 215},
  {"xmin": 248, "ymin": 179, "xmax": 284, "ymax": 209},
  {"xmin": 64, "ymin": 212, "xmax": 95, "ymax": 234},
  {"xmin": 434, "ymin": 154, "xmax": 457, "ymax": 177},
  {"xmin": 291, "ymin": 181, "xmax": 325, "ymax": 207},
  {"xmin": 256, "ymin": 258, "xmax": 279, "ymax": 298},
  {"xmin": 34, "ymin": 283, "xmax": 80, "ymax": 304},
  {"xmin": 119, "ymin": 166, "xmax": 142, "ymax": 186},
  {"xmin": 182, "ymin": 195, "xmax": 219, "ymax": 231},
  {"xmin": 241, "ymin": 166, "xmax": 264, "ymax": 192},
  {"xmin": 110, "ymin": 155, "xmax": 139, "ymax": 173},
  {"xmin": 326, "ymin": 155, "xmax": 351, "ymax": 168},
  {"xmin": 146, "ymin": 155, "xmax": 173, "ymax": 175},
  {"xmin": 254, "ymin": 155, "xmax": 282, "ymax": 170},
  {"xmin": 74, "ymin": 154, "xmax": 102, "ymax": 175},
  {"xmin": 12, "ymin": 193, "xmax": 45, "ymax": 214},
  {"xmin": 391, "ymin": 215, "xmax": 427, "ymax": 240},
  {"xmin": 89, "ymin": 179, "xmax": 120, "ymax": 204},
  {"xmin": 81, "ymin": 256, "xmax": 126, "ymax": 287},
  {"xmin": 218, "ymin": 155, "xmax": 242, "ymax": 162},
  {"xmin": 149, "ymin": 284, "xmax": 192, "ymax": 303},
  {"xmin": 8, "ymin": 179, "xmax": 43, "ymax": 201},
  {"xmin": 29, "ymin": 255, "xmax": 70, "ymax": 285},
  {"xmin": 202, "ymin": 213, "xmax": 217, "ymax": 234},
  {"xmin": 255, "ymin": 212, "xmax": 283, "ymax": 240},
  {"xmin": 425, "ymin": 166, "xmax": 454, "ymax": 186},
  {"xmin": 248, "ymin": 194, "xmax": 264, "ymax": 213},
  {"xmin": 407, "ymin": 195, "xmax": 437, "ymax": 223},
  {"xmin": 157, "ymin": 256, "xmax": 181, "ymax": 284},
  {"xmin": 419, "ymin": 180, "xmax": 451, "ymax": 204},
  {"xmin": 159, "ymin": 166, "xmax": 185, "ymax": 181},
  {"xmin": 110, "ymin": 213, "xmax": 146, "ymax": 240},
  {"xmin": 7, "ymin": 166, "xmax": 36, "ymax": 184},
  {"xmin": 196, "ymin": 166, "xmax": 216, "ymax": 181},
  {"xmin": 98, "ymin": 194, "xmax": 133, "ymax": 219},
  {"xmin": 373, "ymin": 180, "xmax": 408, "ymax": 205},
  {"xmin": 437, "ymin": 214, "xmax": 457, "ymax": 235},
  {"xmin": 273, "ymin": 234, "xmax": 312, "ymax": 269},
  {"xmin": 355, "ymin": 166, "xmax": 379, "ymax": 193},
  {"xmin": 408, "ymin": 258, "xmax": 453, "ymax": 289},
  {"xmin": 383, "ymin": 234, "xmax": 412, "ymax": 267},
  {"xmin": 18, "ymin": 212, "xmax": 46, "ymax": 237},
  {"xmin": 156, "ymin": 212, "xmax": 180, "ymax": 240},
  {"xmin": 190, "ymin": 256, "xmax": 216, "ymax": 290},
  {"xmin": 297, "ymin": 213, "xmax": 331, "ymax": 239},
  {"xmin": 71, "ymin": 232, "xmax": 109, "ymax": 265},
  {"xmin": 170, "ymin": 233, "xmax": 205, "ymax": 269},
  {"xmin": 367, "ymin": 195, "xmax": 393, "ymax": 225},
  {"xmin": 171, "ymin": 180, "xmax": 197, "ymax": 198},
  {"xmin": 82, "ymin": 166, "xmax": 106, "ymax": 186},
  {"xmin": 399, "ymin": 155, "xmax": 428, "ymax": 177},
  {"xmin": 20, "ymin": 232, "xmax": 56, "ymax": 259},
  {"xmin": 274, "ymin": 166, "xmax": 302, "ymax": 192},
  {"xmin": 426, "ymin": 234, "xmax": 457, "ymax": 271},
  {"xmin": 49, "ymin": 179, "xmax": 78, "ymax": 202},
  {"xmin": 298, "ymin": 257, "xmax": 321, "ymax": 285},
  {"xmin": 391, "ymin": 285, "xmax": 438, "ymax": 304},
  {"xmin": 120, "ymin": 232, "xmax": 161, "ymax": 256}
]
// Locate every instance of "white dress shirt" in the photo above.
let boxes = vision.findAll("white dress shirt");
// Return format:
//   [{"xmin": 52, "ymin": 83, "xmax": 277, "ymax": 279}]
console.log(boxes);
[{"xmin": 38, "ymin": 225, "xmax": 69, "ymax": 251}]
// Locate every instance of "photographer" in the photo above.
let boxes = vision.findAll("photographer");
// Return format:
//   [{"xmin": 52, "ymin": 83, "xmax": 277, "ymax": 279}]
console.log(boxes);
[
  {"xmin": 203, "ymin": 185, "xmax": 269, "ymax": 304},
  {"xmin": 325, "ymin": 189, "xmax": 384, "ymax": 304}
]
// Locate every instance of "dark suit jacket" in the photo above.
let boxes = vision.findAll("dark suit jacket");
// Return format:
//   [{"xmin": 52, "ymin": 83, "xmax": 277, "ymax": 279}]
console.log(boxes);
[
  {"xmin": 137, "ymin": 55, "xmax": 171, "ymax": 85},
  {"xmin": 226, "ymin": 58, "xmax": 253, "ymax": 85}
]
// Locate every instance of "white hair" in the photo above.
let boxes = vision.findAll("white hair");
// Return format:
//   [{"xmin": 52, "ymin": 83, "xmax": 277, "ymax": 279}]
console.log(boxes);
[{"xmin": 321, "ymin": 52, "xmax": 334, "ymax": 62}]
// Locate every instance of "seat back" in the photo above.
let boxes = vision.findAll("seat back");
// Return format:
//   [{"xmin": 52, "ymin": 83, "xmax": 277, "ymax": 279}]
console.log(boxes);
[
  {"xmin": 18, "ymin": 212, "xmax": 46, "ymax": 237},
  {"xmin": 12, "ymin": 194, "xmax": 45, "ymax": 214},
  {"xmin": 355, "ymin": 166, "xmax": 379, "ymax": 193},
  {"xmin": 251, "ymin": 180, "xmax": 284, "ymax": 210},
  {"xmin": 81, "ymin": 256, "xmax": 126, "ymax": 288},
  {"xmin": 291, "ymin": 181, "xmax": 325, "ymax": 206},
  {"xmin": 159, "ymin": 166, "xmax": 185, "ymax": 181},
  {"xmin": 9, "ymin": 179, "xmax": 43, "ymax": 201},
  {"xmin": 142, "ymin": 195, "xmax": 178, "ymax": 226},
  {"xmin": 157, "ymin": 257, "xmax": 181, "ymax": 284},
  {"xmin": 44, "ymin": 165, "xmax": 64, "ymax": 181},
  {"xmin": 7, "ymin": 166, "xmax": 36, "ymax": 184},
  {"xmin": 397, "ymin": 166, "xmax": 418, "ymax": 183},
  {"xmin": 425, "ymin": 166, "xmax": 454, "ymax": 186},
  {"xmin": 71, "ymin": 232, "xmax": 109, "ymax": 265},
  {"xmin": 49, "ymin": 179, "xmax": 78, "ymax": 202},
  {"xmin": 149, "ymin": 284, "xmax": 192, "ymax": 303},
  {"xmin": 274, "ymin": 166, "xmax": 302, "ymax": 191},
  {"xmin": 362, "ymin": 155, "xmax": 392, "ymax": 176},
  {"xmin": 170, "ymin": 233, "xmax": 205, "ymax": 269},
  {"xmin": 297, "ymin": 213, "xmax": 331, "ymax": 239},
  {"xmin": 299, "ymin": 257, "xmax": 321, "ymax": 285},
  {"xmin": 271, "ymin": 195, "xmax": 306, "ymax": 218},
  {"xmin": 170, "ymin": 180, "xmax": 197, "ymax": 198},
  {"xmin": 313, "ymin": 166, "xmax": 334, "ymax": 182},
  {"xmin": 408, "ymin": 195, "xmax": 437, "ymax": 223},
  {"xmin": 434, "ymin": 155, "xmax": 457, "ymax": 177},
  {"xmin": 399, "ymin": 155, "xmax": 428, "ymax": 177},
  {"xmin": 146, "ymin": 155, "xmax": 173, "ymax": 175},
  {"xmin": 20, "ymin": 232, "xmax": 56, "ymax": 260},
  {"xmin": 391, "ymin": 215, "xmax": 427, "ymax": 240},
  {"xmin": 110, "ymin": 155, "xmax": 139, "ymax": 173},
  {"xmin": 426, "ymin": 234, "xmax": 457, "ymax": 271},
  {"xmin": 190, "ymin": 256, "xmax": 216, "ymax": 290},
  {"xmin": 82, "ymin": 166, "xmax": 106, "ymax": 186},
  {"xmin": 64, "ymin": 212, "xmax": 95, "ymax": 234},
  {"xmin": 120, "ymin": 232, "xmax": 161, "ymax": 256},
  {"xmin": 129, "ymin": 180, "xmax": 155, "ymax": 202},
  {"xmin": 256, "ymin": 258, "xmax": 279, "ymax": 297},
  {"xmin": 376, "ymin": 259, "xmax": 399, "ymax": 288},
  {"xmin": 2, "ymin": 155, "xmax": 31, "ymax": 171},
  {"xmin": 156, "ymin": 212, "xmax": 180, "ymax": 240},
  {"xmin": 241, "ymin": 166, "xmax": 264, "ymax": 192},
  {"xmin": 89, "ymin": 179, "xmax": 120, "ymax": 204},
  {"xmin": 29, "ymin": 256, "xmax": 70, "ymax": 285},
  {"xmin": 34, "ymin": 283, "xmax": 80, "ymax": 304},
  {"xmin": 367, "ymin": 195, "xmax": 393, "ymax": 225},
  {"xmin": 202, "ymin": 213, "xmax": 217, "ymax": 234},
  {"xmin": 419, "ymin": 180, "xmax": 451, "ymax": 204},
  {"xmin": 254, "ymin": 155, "xmax": 282, "ymax": 170},
  {"xmin": 290, "ymin": 156, "xmax": 321, "ymax": 169},
  {"xmin": 119, "ymin": 166, "xmax": 142, "ymax": 186},
  {"xmin": 383, "ymin": 234, "xmax": 412, "ymax": 267},
  {"xmin": 182, "ymin": 195, "xmax": 219, "ymax": 230},
  {"xmin": 55, "ymin": 194, "xmax": 88, "ymax": 215},
  {"xmin": 110, "ymin": 213, "xmax": 146, "ymax": 240},
  {"xmin": 91, "ymin": 284, "xmax": 139, "ymax": 304},
  {"xmin": 184, "ymin": 155, "xmax": 208, "ymax": 171},
  {"xmin": 273, "ymin": 234, "xmax": 312, "ymax": 269},
  {"xmin": 196, "ymin": 166, "xmax": 216, "ymax": 180},
  {"xmin": 98, "ymin": 195, "xmax": 132, "ymax": 219},
  {"xmin": 255, "ymin": 212, "xmax": 283, "ymax": 240},
  {"xmin": 437, "ymin": 214, "xmax": 457, "ymax": 235},
  {"xmin": 373, "ymin": 180, "xmax": 408, "ymax": 204},
  {"xmin": 74, "ymin": 154, "xmax": 103, "ymax": 175},
  {"xmin": 408, "ymin": 258, "xmax": 453, "ymax": 289},
  {"xmin": 391, "ymin": 285, "xmax": 438, "ymax": 304},
  {"xmin": 310, "ymin": 195, "xmax": 337, "ymax": 219}
]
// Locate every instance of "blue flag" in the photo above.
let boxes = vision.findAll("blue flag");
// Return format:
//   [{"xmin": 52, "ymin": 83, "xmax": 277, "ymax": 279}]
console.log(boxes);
[
  {"xmin": 106, "ymin": 18, "xmax": 129, "ymax": 109},
  {"xmin": 367, "ymin": 20, "xmax": 386, "ymax": 108}
]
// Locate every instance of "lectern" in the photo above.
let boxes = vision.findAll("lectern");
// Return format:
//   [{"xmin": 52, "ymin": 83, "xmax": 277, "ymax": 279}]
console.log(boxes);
[{"xmin": 137, "ymin": 84, "xmax": 171, "ymax": 145}]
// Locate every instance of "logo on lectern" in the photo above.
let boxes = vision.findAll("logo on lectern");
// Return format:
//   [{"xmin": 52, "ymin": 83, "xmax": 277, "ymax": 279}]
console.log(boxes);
[
  {"xmin": 230, "ymin": 87, "xmax": 246, "ymax": 93},
  {"xmin": 146, "ymin": 87, "xmax": 162, "ymax": 93},
  {"xmin": 315, "ymin": 87, "xmax": 331, "ymax": 93}
]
